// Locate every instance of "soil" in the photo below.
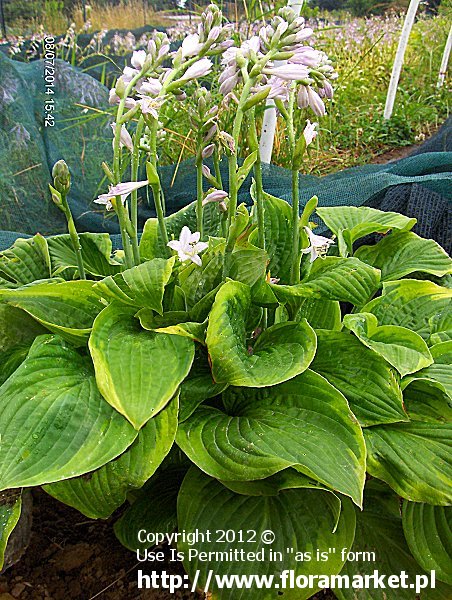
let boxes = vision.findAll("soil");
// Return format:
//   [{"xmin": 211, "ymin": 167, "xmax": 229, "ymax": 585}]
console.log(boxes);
[{"xmin": 1, "ymin": 489, "xmax": 338, "ymax": 600}]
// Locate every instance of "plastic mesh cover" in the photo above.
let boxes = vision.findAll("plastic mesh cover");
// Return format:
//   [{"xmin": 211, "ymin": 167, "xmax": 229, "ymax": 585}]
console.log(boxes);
[{"xmin": 0, "ymin": 52, "xmax": 450, "ymax": 253}]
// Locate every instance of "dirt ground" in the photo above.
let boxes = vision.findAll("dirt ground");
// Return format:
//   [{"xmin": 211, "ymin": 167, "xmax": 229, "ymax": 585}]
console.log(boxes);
[{"xmin": 1, "ymin": 489, "xmax": 337, "ymax": 600}]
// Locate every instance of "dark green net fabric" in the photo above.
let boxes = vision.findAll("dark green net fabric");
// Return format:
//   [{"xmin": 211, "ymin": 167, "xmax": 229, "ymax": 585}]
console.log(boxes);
[{"xmin": 0, "ymin": 52, "xmax": 450, "ymax": 253}]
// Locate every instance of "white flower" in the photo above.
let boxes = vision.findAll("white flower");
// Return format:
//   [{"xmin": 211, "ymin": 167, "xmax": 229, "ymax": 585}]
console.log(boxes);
[
  {"xmin": 301, "ymin": 227, "xmax": 335, "ymax": 262},
  {"xmin": 111, "ymin": 123, "xmax": 133, "ymax": 152},
  {"xmin": 180, "ymin": 58, "xmax": 213, "ymax": 81},
  {"xmin": 131, "ymin": 50, "xmax": 147, "ymax": 69},
  {"xmin": 94, "ymin": 180, "xmax": 148, "ymax": 211},
  {"xmin": 167, "ymin": 226, "xmax": 208, "ymax": 267},
  {"xmin": 181, "ymin": 33, "xmax": 203, "ymax": 58},
  {"xmin": 121, "ymin": 66, "xmax": 140, "ymax": 83},
  {"xmin": 289, "ymin": 47, "xmax": 322, "ymax": 68},
  {"xmin": 303, "ymin": 120, "xmax": 318, "ymax": 146}
]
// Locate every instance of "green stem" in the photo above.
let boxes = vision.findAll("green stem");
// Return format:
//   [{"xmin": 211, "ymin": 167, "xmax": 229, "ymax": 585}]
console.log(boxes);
[
  {"xmin": 149, "ymin": 117, "xmax": 170, "ymax": 254},
  {"xmin": 196, "ymin": 150, "xmax": 204, "ymax": 238},
  {"xmin": 213, "ymin": 148, "xmax": 223, "ymax": 188},
  {"xmin": 287, "ymin": 86, "xmax": 300, "ymax": 284},
  {"xmin": 248, "ymin": 111, "xmax": 265, "ymax": 250},
  {"xmin": 129, "ymin": 116, "xmax": 145, "ymax": 265},
  {"xmin": 62, "ymin": 196, "xmax": 86, "ymax": 280}
]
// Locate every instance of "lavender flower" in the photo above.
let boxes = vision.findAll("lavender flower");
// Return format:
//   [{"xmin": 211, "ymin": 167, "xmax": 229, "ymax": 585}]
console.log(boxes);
[
  {"xmin": 202, "ymin": 190, "xmax": 228, "ymax": 206},
  {"xmin": 94, "ymin": 180, "xmax": 148, "ymax": 211},
  {"xmin": 302, "ymin": 227, "xmax": 335, "ymax": 262}
]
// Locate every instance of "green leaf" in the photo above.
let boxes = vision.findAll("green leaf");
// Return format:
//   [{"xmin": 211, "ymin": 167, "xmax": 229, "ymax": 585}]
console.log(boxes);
[
  {"xmin": 0, "ymin": 304, "xmax": 46, "ymax": 383},
  {"xmin": 403, "ymin": 342, "xmax": 452, "ymax": 400},
  {"xmin": 94, "ymin": 257, "xmax": 175, "ymax": 314},
  {"xmin": 344, "ymin": 312, "xmax": 433, "ymax": 377},
  {"xmin": 206, "ymin": 280, "xmax": 316, "ymax": 387},
  {"xmin": 177, "ymin": 369, "xmax": 366, "ymax": 506},
  {"xmin": 179, "ymin": 350, "xmax": 227, "ymax": 422},
  {"xmin": 363, "ymin": 280, "xmax": 452, "ymax": 341},
  {"xmin": 249, "ymin": 187, "xmax": 293, "ymax": 283},
  {"xmin": 271, "ymin": 257, "xmax": 381, "ymax": 311},
  {"xmin": 178, "ymin": 240, "xmax": 224, "ymax": 311},
  {"xmin": 221, "ymin": 468, "xmax": 341, "ymax": 500},
  {"xmin": 89, "ymin": 303, "xmax": 194, "ymax": 429},
  {"xmin": 0, "ymin": 490, "xmax": 22, "ymax": 571},
  {"xmin": 403, "ymin": 379, "xmax": 452, "ymax": 423},
  {"xmin": 403, "ymin": 502, "xmax": 452, "ymax": 585},
  {"xmin": 317, "ymin": 205, "xmax": 416, "ymax": 248},
  {"xmin": 0, "ymin": 335, "xmax": 137, "ymax": 490},
  {"xmin": 114, "ymin": 463, "xmax": 187, "ymax": 552},
  {"xmin": 428, "ymin": 312, "xmax": 452, "ymax": 346},
  {"xmin": 294, "ymin": 298, "xmax": 341, "ymax": 331},
  {"xmin": 334, "ymin": 481, "xmax": 424, "ymax": 600},
  {"xmin": 229, "ymin": 243, "xmax": 268, "ymax": 288},
  {"xmin": 47, "ymin": 233, "xmax": 121, "ymax": 278},
  {"xmin": 364, "ymin": 422, "xmax": 452, "ymax": 505},
  {"xmin": 177, "ymin": 468, "xmax": 356, "ymax": 600},
  {"xmin": 140, "ymin": 202, "xmax": 221, "ymax": 260},
  {"xmin": 0, "ymin": 235, "xmax": 51, "ymax": 286},
  {"xmin": 355, "ymin": 231, "xmax": 452, "ymax": 281},
  {"xmin": 0, "ymin": 280, "xmax": 104, "ymax": 345},
  {"xmin": 44, "ymin": 396, "xmax": 178, "ymax": 519},
  {"xmin": 311, "ymin": 330, "xmax": 406, "ymax": 426}
]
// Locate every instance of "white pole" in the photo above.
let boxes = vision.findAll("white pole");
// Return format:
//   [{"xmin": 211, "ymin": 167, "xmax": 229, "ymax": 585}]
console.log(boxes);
[
  {"xmin": 437, "ymin": 24, "xmax": 452, "ymax": 88},
  {"xmin": 384, "ymin": 0, "xmax": 420, "ymax": 120},
  {"xmin": 259, "ymin": 0, "xmax": 304, "ymax": 163}
]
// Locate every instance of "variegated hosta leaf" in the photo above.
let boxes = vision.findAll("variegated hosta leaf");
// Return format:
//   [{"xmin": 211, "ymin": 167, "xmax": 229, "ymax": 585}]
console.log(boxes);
[
  {"xmin": 364, "ymin": 422, "xmax": 452, "ymax": 505},
  {"xmin": 94, "ymin": 257, "xmax": 175, "ymax": 314},
  {"xmin": 0, "ymin": 279, "xmax": 104, "ymax": 345},
  {"xmin": 344, "ymin": 312, "xmax": 433, "ymax": 377},
  {"xmin": 311, "ymin": 330, "xmax": 406, "ymax": 426},
  {"xmin": 177, "ymin": 468, "xmax": 356, "ymax": 600},
  {"xmin": 362, "ymin": 280, "xmax": 452, "ymax": 341},
  {"xmin": 355, "ymin": 231, "xmax": 452, "ymax": 281},
  {"xmin": 206, "ymin": 280, "xmax": 317, "ymax": 387},
  {"xmin": 47, "ymin": 232, "xmax": 122, "ymax": 278},
  {"xmin": 0, "ymin": 235, "xmax": 51, "ymax": 286},
  {"xmin": 316, "ymin": 205, "xmax": 416, "ymax": 251},
  {"xmin": 334, "ymin": 481, "xmax": 424, "ymax": 600},
  {"xmin": 0, "ymin": 335, "xmax": 137, "ymax": 490},
  {"xmin": 403, "ymin": 501, "xmax": 452, "ymax": 585},
  {"xmin": 271, "ymin": 257, "xmax": 380, "ymax": 311},
  {"xmin": 89, "ymin": 303, "xmax": 194, "ymax": 429},
  {"xmin": 44, "ymin": 396, "xmax": 178, "ymax": 519},
  {"xmin": 0, "ymin": 490, "xmax": 22, "ymax": 571},
  {"xmin": 177, "ymin": 370, "xmax": 366, "ymax": 506}
]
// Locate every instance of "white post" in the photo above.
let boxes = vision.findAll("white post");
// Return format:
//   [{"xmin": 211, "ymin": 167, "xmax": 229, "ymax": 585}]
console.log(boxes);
[
  {"xmin": 437, "ymin": 24, "xmax": 452, "ymax": 88},
  {"xmin": 384, "ymin": 0, "xmax": 420, "ymax": 120},
  {"xmin": 259, "ymin": 0, "xmax": 304, "ymax": 163}
]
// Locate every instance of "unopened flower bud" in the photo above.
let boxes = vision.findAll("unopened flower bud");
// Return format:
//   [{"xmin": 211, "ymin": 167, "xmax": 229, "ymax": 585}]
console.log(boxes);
[
  {"xmin": 52, "ymin": 160, "xmax": 71, "ymax": 194},
  {"xmin": 202, "ymin": 144, "xmax": 215, "ymax": 159}
]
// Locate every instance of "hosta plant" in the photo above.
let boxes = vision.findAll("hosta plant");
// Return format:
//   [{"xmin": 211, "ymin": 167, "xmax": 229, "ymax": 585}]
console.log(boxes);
[{"xmin": 1, "ymin": 5, "xmax": 451, "ymax": 598}]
